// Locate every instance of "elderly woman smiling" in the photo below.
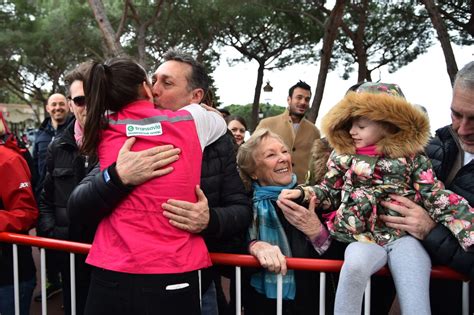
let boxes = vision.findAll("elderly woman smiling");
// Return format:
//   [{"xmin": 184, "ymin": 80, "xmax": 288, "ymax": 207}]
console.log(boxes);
[{"xmin": 236, "ymin": 128, "xmax": 344, "ymax": 314}]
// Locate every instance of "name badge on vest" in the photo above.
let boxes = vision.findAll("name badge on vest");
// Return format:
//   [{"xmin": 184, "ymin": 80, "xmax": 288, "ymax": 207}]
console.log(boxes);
[{"xmin": 126, "ymin": 123, "xmax": 163, "ymax": 136}]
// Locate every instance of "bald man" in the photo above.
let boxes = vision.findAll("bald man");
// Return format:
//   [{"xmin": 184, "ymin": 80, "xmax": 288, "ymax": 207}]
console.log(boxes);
[
  {"xmin": 32, "ymin": 93, "xmax": 72, "ymax": 302},
  {"xmin": 33, "ymin": 93, "xmax": 72, "ymax": 195}
]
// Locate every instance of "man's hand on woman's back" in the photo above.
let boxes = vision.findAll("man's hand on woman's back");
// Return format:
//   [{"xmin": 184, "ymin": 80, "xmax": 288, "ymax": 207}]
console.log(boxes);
[{"xmin": 116, "ymin": 137, "xmax": 181, "ymax": 186}]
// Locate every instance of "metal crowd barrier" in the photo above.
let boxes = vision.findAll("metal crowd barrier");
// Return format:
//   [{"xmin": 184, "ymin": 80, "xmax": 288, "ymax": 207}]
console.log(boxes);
[{"xmin": 0, "ymin": 232, "xmax": 470, "ymax": 315}]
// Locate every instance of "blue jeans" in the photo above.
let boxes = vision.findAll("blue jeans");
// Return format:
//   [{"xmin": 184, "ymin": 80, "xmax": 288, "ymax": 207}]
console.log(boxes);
[
  {"xmin": 0, "ymin": 277, "xmax": 36, "ymax": 315},
  {"xmin": 201, "ymin": 281, "xmax": 218, "ymax": 315}
]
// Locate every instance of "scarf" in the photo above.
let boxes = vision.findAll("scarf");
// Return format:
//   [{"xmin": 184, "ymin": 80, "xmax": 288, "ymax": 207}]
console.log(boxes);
[
  {"xmin": 356, "ymin": 144, "xmax": 381, "ymax": 157},
  {"xmin": 74, "ymin": 119, "xmax": 84, "ymax": 147},
  {"xmin": 248, "ymin": 174, "xmax": 297, "ymax": 300}
]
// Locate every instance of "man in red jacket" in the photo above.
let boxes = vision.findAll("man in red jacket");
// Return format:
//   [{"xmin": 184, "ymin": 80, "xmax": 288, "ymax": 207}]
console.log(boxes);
[{"xmin": 0, "ymin": 112, "xmax": 38, "ymax": 315}]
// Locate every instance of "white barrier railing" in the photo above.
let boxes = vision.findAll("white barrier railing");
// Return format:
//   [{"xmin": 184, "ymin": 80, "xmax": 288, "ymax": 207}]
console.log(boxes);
[{"xmin": 1, "ymin": 232, "xmax": 470, "ymax": 315}]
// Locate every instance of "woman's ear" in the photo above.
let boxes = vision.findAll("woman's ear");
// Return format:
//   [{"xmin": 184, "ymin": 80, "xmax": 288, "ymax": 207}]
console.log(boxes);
[{"xmin": 141, "ymin": 81, "xmax": 153, "ymax": 102}]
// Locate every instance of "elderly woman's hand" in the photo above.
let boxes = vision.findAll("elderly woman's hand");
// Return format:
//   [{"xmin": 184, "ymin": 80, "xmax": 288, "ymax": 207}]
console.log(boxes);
[
  {"xmin": 249, "ymin": 241, "xmax": 288, "ymax": 275},
  {"xmin": 277, "ymin": 196, "xmax": 322, "ymax": 240}
]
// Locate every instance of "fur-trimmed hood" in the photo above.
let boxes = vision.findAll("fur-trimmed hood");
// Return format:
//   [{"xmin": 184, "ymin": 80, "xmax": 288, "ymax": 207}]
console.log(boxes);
[{"xmin": 321, "ymin": 92, "xmax": 430, "ymax": 158}]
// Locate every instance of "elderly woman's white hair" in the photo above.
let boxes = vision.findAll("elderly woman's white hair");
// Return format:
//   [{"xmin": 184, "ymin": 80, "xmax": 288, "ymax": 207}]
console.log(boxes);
[{"xmin": 237, "ymin": 128, "xmax": 288, "ymax": 190}]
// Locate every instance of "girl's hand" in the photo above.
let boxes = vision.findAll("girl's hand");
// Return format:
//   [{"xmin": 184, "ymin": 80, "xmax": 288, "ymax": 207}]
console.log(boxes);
[{"xmin": 279, "ymin": 188, "xmax": 301, "ymax": 201}]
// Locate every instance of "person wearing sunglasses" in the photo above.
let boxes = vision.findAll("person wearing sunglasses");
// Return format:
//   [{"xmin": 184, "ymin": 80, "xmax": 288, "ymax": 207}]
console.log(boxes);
[
  {"xmin": 36, "ymin": 61, "xmax": 97, "ymax": 315},
  {"xmin": 71, "ymin": 56, "xmax": 230, "ymax": 315},
  {"xmin": 68, "ymin": 50, "xmax": 251, "ymax": 315}
]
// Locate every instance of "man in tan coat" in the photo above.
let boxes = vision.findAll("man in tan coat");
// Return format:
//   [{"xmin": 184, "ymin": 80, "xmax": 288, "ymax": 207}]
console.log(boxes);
[{"xmin": 256, "ymin": 80, "xmax": 320, "ymax": 183}]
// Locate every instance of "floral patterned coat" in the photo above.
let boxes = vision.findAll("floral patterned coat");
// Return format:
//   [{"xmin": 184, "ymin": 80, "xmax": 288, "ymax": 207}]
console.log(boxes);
[
  {"xmin": 307, "ymin": 90, "xmax": 474, "ymax": 250},
  {"xmin": 313, "ymin": 151, "xmax": 473, "ymax": 249}
]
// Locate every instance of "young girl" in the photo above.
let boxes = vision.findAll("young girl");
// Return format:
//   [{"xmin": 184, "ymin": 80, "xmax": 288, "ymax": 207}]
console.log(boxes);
[
  {"xmin": 280, "ymin": 82, "xmax": 474, "ymax": 314},
  {"xmin": 81, "ymin": 57, "xmax": 227, "ymax": 314}
]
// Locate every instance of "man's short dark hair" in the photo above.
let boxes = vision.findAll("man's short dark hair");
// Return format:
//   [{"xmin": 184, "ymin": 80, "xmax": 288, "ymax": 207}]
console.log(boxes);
[
  {"xmin": 288, "ymin": 80, "xmax": 311, "ymax": 97},
  {"xmin": 64, "ymin": 61, "xmax": 93, "ymax": 93},
  {"xmin": 163, "ymin": 48, "xmax": 210, "ymax": 98}
]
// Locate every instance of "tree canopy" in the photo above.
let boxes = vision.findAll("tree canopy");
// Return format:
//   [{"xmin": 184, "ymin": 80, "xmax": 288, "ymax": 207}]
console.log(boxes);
[
  {"xmin": 0, "ymin": 0, "xmax": 471, "ymax": 127},
  {"xmin": 0, "ymin": 0, "xmax": 102, "ymax": 115},
  {"xmin": 332, "ymin": 1, "xmax": 434, "ymax": 82}
]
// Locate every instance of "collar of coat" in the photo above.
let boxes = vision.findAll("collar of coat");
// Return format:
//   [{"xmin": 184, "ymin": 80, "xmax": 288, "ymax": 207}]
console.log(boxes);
[{"xmin": 321, "ymin": 92, "xmax": 430, "ymax": 158}]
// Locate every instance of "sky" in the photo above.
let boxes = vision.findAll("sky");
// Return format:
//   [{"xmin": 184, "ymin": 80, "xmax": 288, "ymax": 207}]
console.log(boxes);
[{"xmin": 213, "ymin": 43, "xmax": 473, "ymax": 134}]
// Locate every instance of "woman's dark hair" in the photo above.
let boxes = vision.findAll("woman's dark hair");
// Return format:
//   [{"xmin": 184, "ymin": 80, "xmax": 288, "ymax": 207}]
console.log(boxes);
[
  {"xmin": 225, "ymin": 115, "xmax": 248, "ymax": 130},
  {"xmin": 82, "ymin": 56, "xmax": 148, "ymax": 155}
]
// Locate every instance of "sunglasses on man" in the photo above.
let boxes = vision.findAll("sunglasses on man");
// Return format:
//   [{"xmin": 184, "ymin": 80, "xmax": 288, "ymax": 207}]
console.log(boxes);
[{"xmin": 69, "ymin": 96, "xmax": 86, "ymax": 107}]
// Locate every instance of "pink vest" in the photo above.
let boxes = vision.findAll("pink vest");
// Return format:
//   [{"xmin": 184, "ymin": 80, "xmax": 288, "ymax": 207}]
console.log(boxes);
[{"xmin": 86, "ymin": 100, "xmax": 211, "ymax": 274}]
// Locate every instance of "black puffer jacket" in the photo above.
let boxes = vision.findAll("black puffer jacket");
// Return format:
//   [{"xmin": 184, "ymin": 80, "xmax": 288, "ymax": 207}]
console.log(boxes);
[
  {"xmin": 199, "ymin": 132, "xmax": 252, "ymax": 253},
  {"xmin": 38, "ymin": 120, "xmax": 96, "ymax": 242},
  {"xmin": 424, "ymin": 127, "xmax": 474, "ymax": 314},
  {"xmin": 424, "ymin": 125, "xmax": 474, "ymax": 278},
  {"xmin": 33, "ymin": 115, "xmax": 73, "ymax": 198},
  {"xmin": 426, "ymin": 125, "xmax": 474, "ymax": 205}
]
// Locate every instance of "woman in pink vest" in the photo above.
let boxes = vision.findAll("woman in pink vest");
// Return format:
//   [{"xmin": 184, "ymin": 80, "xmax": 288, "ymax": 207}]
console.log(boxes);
[{"xmin": 80, "ymin": 57, "xmax": 227, "ymax": 315}]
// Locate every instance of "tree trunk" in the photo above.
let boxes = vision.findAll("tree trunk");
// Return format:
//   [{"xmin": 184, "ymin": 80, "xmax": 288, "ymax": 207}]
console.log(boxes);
[
  {"xmin": 307, "ymin": 0, "xmax": 345, "ymax": 124},
  {"xmin": 422, "ymin": 0, "xmax": 458, "ymax": 86},
  {"xmin": 355, "ymin": 45, "xmax": 370, "ymax": 82},
  {"xmin": 136, "ymin": 24, "xmax": 147, "ymax": 66},
  {"xmin": 250, "ymin": 62, "xmax": 265, "ymax": 131},
  {"xmin": 355, "ymin": 0, "xmax": 370, "ymax": 82},
  {"xmin": 128, "ymin": 0, "xmax": 166, "ymax": 67},
  {"xmin": 88, "ymin": 0, "xmax": 124, "ymax": 57}
]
